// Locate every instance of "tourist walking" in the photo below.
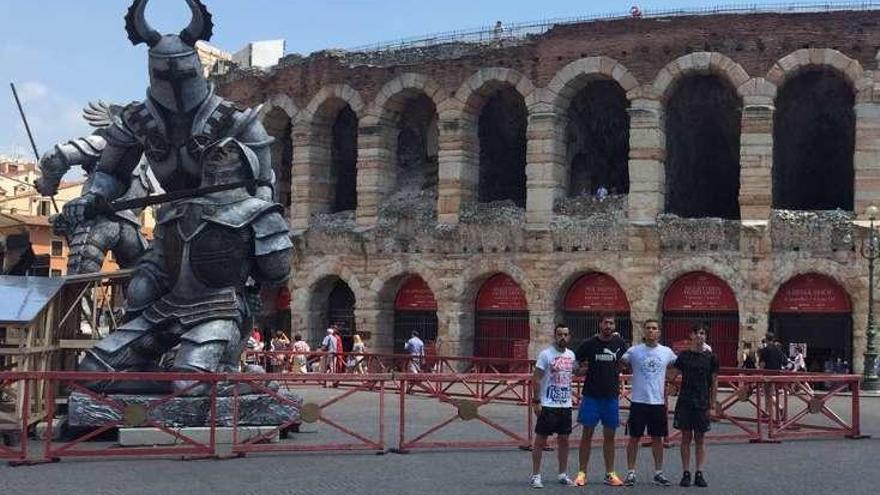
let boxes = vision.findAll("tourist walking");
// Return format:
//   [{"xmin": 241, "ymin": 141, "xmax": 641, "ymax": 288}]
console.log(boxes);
[
  {"xmin": 404, "ymin": 331, "xmax": 425, "ymax": 373},
  {"xmin": 529, "ymin": 324, "xmax": 577, "ymax": 488}
]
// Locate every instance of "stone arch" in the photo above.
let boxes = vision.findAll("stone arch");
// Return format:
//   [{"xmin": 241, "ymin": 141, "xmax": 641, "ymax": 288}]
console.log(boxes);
[
  {"xmin": 290, "ymin": 263, "xmax": 364, "ymax": 347},
  {"xmin": 259, "ymin": 93, "xmax": 299, "ymax": 121},
  {"xmin": 260, "ymin": 94, "xmax": 298, "ymax": 217},
  {"xmin": 366, "ymin": 260, "xmax": 446, "ymax": 352},
  {"xmin": 768, "ymin": 260, "xmax": 862, "ymax": 313},
  {"xmin": 291, "ymin": 84, "xmax": 364, "ymax": 225},
  {"xmin": 766, "ymin": 48, "xmax": 868, "ymax": 100},
  {"xmin": 359, "ymin": 74, "xmax": 447, "ymax": 225},
  {"xmin": 654, "ymin": 258, "xmax": 748, "ymax": 316},
  {"xmin": 550, "ymin": 258, "xmax": 633, "ymax": 313},
  {"xmin": 455, "ymin": 259, "xmax": 541, "ymax": 312},
  {"xmin": 453, "ymin": 67, "xmax": 536, "ymax": 120},
  {"xmin": 661, "ymin": 54, "xmax": 744, "ymax": 219},
  {"xmin": 653, "ymin": 52, "xmax": 750, "ymax": 101},
  {"xmin": 546, "ymin": 57, "xmax": 640, "ymax": 112}
]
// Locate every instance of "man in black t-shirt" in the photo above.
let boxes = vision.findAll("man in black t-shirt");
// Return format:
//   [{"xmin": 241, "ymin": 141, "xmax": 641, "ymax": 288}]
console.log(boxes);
[
  {"xmin": 572, "ymin": 314, "xmax": 627, "ymax": 487},
  {"xmin": 758, "ymin": 334, "xmax": 786, "ymax": 370},
  {"xmin": 671, "ymin": 324, "xmax": 719, "ymax": 488}
]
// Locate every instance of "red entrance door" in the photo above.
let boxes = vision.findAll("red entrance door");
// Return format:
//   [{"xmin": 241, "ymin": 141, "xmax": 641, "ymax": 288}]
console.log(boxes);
[
  {"xmin": 563, "ymin": 272, "xmax": 632, "ymax": 347},
  {"xmin": 662, "ymin": 271, "xmax": 740, "ymax": 367},
  {"xmin": 394, "ymin": 276, "xmax": 439, "ymax": 352},
  {"xmin": 475, "ymin": 274, "xmax": 530, "ymax": 360}
]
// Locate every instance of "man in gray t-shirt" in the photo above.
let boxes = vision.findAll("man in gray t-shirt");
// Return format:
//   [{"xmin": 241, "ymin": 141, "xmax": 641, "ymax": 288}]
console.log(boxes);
[
  {"xmin": 620, "ymin": 319, "xmax": 677, "ymax": 487},
  {"xmin": 321, "ymin": 328, "xmax": 337, "ymax": 373}
]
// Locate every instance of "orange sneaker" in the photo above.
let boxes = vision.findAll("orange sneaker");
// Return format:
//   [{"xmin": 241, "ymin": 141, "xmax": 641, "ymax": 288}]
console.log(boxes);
[
  {"xmin": 575, "ymin": 471, "xmax": 587, "ymax": 486},
  {"xmin": 604, "ymin": 472, "xmax": 624, "ymax": 487}
]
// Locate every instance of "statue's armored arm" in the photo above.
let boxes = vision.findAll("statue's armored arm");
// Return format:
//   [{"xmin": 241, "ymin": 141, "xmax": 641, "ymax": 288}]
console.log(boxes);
[
  {"xmin": 88, "ymin": 111, "xmax": 145, "ymax": 201},
  {"xmin": 251, "ymin": 211, "xmax": 292, "ymax": 285},
  {"xmin": 36, "ymin": 135, "xmax": 107, "ymax": 196}
]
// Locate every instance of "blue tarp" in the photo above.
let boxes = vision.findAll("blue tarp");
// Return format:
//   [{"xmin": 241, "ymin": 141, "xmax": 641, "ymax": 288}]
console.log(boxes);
[{"xmin": 0, "ymin": 276, "xmax": 65, "ymax": 326}]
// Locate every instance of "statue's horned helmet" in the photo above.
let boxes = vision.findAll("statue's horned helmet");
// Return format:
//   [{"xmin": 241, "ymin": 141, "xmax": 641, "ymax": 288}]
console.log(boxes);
[{"xmin": 125, "ymin": 0, "xmax": 214, "ymax": 112}]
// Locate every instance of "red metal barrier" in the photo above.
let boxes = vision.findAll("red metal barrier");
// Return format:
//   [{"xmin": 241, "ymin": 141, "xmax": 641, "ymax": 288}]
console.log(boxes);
[
  {"xmin": 394, "ymin": 373, "xmax": 532, "ymax": 452},
  {"xmin": 0, "ymin": 374, "xmax": 29, "ymax": 462},
  {"xmin": 0, "ymin": 369, "xmax": 867, "ymax": 465},
  {"xmin": 229, "ymin": 373, "xmax": 386, "ymax": 454}
]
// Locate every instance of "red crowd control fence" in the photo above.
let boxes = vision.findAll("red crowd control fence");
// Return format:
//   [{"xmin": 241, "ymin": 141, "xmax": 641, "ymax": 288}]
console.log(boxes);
[{"xmin": 0, "ymin": 369, "xmax": 866, "ymax": 465}]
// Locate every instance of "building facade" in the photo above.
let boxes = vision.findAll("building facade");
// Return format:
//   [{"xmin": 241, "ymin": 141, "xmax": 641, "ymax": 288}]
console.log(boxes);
[{"xmin": 215, "ymin": 9, "xmax": 880, "ymax": 371}]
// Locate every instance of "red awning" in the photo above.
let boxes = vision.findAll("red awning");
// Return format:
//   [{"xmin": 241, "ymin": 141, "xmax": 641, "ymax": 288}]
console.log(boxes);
[
  {"xmin": 663, "ymin": 271, "xmax": 738, "ymax": 312},
  {"xmin": 395, "ymin": 276, "xmax": 438, "ymax": 311},
  {"xmin": 771, "ymin": 273, "xmax": 851, "ymax": 314},
  {"xmin": 476, "ymin": 274, "xmax": 528, "ymax": 311},
  {"xmin": 564, "ymin": 272, "xmax": 630, "ymax": 312}
]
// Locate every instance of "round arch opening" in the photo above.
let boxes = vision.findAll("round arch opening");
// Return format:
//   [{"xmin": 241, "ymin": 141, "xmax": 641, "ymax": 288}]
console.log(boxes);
[
  {"xmin": 326, "ymin": 279, "xmax": 356, "ymax": 353},
  {"xmin": 475, "ymin": 274, "xmax": 530, "ymax": 362},
  {"xmin": 769, "ymin": 274, "xmax": 852, "ymax": 372},
  {"xmin": 394, "ymin": 276, "xmax": 439, "ymax": 354},
  {"xmin": 661, "ymin": 271, "xmax": 740, "ymax": 367},
  {"xmin": 562, "ymin": 272, "xmax": 632, "ymax": 347}
]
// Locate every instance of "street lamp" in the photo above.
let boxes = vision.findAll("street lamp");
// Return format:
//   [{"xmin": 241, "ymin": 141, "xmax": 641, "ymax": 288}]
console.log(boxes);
[{"xmin": 860, "ymin": 205, "xmax": 880, "ymax": 390}]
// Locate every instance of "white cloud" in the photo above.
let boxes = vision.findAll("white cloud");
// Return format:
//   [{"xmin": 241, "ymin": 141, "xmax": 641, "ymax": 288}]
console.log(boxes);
[{"xmin": 4, "ymin": 80, "xmax": 92, "ymax": 161}]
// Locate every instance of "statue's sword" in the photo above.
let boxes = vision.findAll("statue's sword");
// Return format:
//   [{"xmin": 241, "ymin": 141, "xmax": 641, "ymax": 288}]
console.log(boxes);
[
  {"xmin": 9, "ymin": 81, "xmax": 60, "ymax": 213},
  {"xmin": 89, "ymin": 179, "xmax": 273, "ymax": 216}
]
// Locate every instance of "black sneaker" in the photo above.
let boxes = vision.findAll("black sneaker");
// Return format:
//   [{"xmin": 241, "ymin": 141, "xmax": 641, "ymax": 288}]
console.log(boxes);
[
  {"xmin": 694, "ymin": 471, "xmax": 707, "ymax": 487},
  {"xmin": 680, "ymin": 471, "xmax": 692, "ymax": 487},
  {"xmin": 653, "ymin": 472, "xmax": 672, "ymax": 487}
]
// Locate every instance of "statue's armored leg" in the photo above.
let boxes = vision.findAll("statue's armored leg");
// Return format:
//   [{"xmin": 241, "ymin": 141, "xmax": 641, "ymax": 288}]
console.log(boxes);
[
  {"xmin": 172, "ymin": 319, "xmax": 242, "ymax": 394},
  {"xmin": 113, "ymin": 221, "xmax": 148, "ymax": 269},
  {"xmin": 78, "ymin": 316, "xmax": 175, "ymax": 392}
]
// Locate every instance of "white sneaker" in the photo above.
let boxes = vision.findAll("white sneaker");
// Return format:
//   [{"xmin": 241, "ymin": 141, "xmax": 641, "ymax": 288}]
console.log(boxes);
[
  {"xmin": 530, "ymin": 474, "xmax": 544, "ymax": 489},
  {"xmin": 557, "ymin": 473, "xmax": 575, "ymax": 486}
]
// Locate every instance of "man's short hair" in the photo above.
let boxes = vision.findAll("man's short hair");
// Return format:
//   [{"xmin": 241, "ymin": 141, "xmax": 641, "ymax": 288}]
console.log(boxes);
[
  {"xmin": 643, "ymin": 318, "xmax": 659, "ymax": 327},
  {"xmin": 554, "ymin": 323, "xmax": 569, "ymax": 333},
  {"xmin": 691, "ymin": 322, "xmax": 709, "ymax": 335},
  {"xmin": 412, "ymin": 331, "xmax": 420, "ymax": 337},
  {"xmin": 600, "ymin": 313, "xmax": 616, "ymax": 322}
]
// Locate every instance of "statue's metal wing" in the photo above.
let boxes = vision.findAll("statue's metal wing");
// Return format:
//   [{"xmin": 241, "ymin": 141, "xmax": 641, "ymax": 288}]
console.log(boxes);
[{"xmin": 82, "ymin": 101, "xmax": 124, "ymax": 129}]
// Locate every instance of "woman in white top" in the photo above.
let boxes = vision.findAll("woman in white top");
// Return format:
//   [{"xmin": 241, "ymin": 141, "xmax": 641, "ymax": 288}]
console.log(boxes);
[{"xmin": 351, "ymin": 334, "xmax": 367, "ymax": 374}]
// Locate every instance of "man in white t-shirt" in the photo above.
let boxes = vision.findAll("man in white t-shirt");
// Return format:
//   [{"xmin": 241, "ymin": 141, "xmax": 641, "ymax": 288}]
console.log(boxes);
[
  {"xmin": 321, "ymin": 328, "xmax": 337, "ymax": 373},
  {"xmin": 529, "ymin": 324, "xmax": 576, "ymax": 489},
  {"xmin": 620, "ymin": 319, "xmax": 677, "ymax": 487}
]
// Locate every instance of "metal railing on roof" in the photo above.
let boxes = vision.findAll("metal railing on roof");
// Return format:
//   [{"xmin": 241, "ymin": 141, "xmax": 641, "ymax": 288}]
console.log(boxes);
[{"xmin": 346, "ymin": 2, "xmax": 880, "ymax": 53}]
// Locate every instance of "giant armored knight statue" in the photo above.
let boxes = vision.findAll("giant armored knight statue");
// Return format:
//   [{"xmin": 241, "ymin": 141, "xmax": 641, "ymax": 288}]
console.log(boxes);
[
  {"xmin": 37, "ymin": 102, "xmax": 152, "ymax": 274},
  {"xmin": 63, "ymin": 0, "xmax": 292, "ymax": 391}
]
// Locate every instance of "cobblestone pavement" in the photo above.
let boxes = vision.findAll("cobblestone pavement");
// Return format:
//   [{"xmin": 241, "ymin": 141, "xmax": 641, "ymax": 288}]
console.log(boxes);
[{"xmin": 2, "ymin": 384, "xmax": 879, "ymax": 495}]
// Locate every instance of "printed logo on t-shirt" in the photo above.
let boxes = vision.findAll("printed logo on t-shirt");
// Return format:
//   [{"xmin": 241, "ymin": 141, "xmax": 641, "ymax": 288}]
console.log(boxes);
[
  {"xmin": 641, "ymin": 355, "xmax": 663, "ymax": 374},
  {"xmin": 595, "ymin": 348, "xmax": 619, "ymax": 362},
  {"xmin": 545, "ymin": 355, "xmax": 574, "ymax": 405}
]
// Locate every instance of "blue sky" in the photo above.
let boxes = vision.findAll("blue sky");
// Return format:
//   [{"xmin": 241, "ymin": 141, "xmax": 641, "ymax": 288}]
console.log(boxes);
[{"xmin": 0, "ymin": 0, "xmax": 840, "ymax": 159}]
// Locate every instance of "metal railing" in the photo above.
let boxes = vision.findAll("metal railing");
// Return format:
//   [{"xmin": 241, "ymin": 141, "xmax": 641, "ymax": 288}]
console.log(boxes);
[{"xmin": 347, "ymin": 2, "xmax": 880, "ymax": 53}]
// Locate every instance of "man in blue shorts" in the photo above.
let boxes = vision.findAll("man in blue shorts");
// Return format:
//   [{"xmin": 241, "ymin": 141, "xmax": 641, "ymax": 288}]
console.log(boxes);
[{"xmin": 574, "ymin": 314, "xmax": 627, "ymax": 487}]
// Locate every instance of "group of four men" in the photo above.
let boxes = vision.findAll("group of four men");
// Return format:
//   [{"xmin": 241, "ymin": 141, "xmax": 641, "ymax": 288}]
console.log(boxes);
[{"xmin": 530, "ymin": 315, "xmax": 719, "ymax": 488}]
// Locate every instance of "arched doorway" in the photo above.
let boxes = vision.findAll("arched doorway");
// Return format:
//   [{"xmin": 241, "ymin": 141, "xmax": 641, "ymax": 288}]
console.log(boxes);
[
  {"xmin": 394, "ymin": 276, "xmax": 438, "ymax": 352},
  {"xmin": 563, "ymin": 272, "xmax": 632, "ymax": 347},
  {"xmin": 665, "ymin": 74, "xmax": 742, "ymax": 219},
  {"xmin": 477, "ymin": 87, "xmax": 527, "ymax": 206},
  {"xmin": 662, "ymin": 271, "xmax": 740, "ymax": 367},
  {"xmin": 327, "ymin": 280, "xmax": 356, "ymax": 351},
  {"xmin": 474, "ymin": 274, "xmax": 530, "ymax": 360},
  {"xmin": 770, "ymin": 274, "xmax": 852, "ymax": 372}
]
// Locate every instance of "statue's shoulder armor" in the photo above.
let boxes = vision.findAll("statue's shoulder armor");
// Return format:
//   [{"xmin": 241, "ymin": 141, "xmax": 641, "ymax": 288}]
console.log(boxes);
[
  {"xmin": 200, "ymin": 99, "xmax": 246, "ymax": 141},
  {"xmin": 202, "ymin": 197, "xmax": 283, "ymax": 229},
  {"xmin": 120, "ymin": 101, "xmax": 161, "ymax": 144}
]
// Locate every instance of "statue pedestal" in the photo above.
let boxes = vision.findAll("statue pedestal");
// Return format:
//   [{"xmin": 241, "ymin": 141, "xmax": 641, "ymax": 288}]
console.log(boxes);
[{"xmin": 68, "ymin": 390, "xmax": 302, "ymax": 428}]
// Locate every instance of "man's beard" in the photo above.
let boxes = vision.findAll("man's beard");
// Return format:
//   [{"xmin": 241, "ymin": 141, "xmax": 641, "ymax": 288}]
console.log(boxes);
[{"xmin": 556, "ymin": 341, "xmax": 568, "ymax": 349}]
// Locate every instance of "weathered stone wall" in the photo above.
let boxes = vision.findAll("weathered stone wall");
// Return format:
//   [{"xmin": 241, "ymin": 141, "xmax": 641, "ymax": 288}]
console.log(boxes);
[{"xmin": 216, "ymin": 10, "xmax": 880, "ymax": 372}]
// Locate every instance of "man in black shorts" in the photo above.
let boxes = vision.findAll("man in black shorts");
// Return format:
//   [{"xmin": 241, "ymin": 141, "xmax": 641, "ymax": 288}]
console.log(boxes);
[
  {"xmin": 671, "ymin": 324, "xmax": 719, "ymax": 488},
  {"xmin": 621, "ymin": 319, "xmax": 677, "ymax": 486},
  {"xmin": 530, "ymin": 324, "xmax": 577, "ymax": 488}
]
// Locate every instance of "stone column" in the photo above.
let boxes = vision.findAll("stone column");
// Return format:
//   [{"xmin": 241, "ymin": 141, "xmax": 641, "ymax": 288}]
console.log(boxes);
[
  {"xmin": 436, "ymin": 111, "xmax": 478, "ymax": 224},
  {"xmin": 291, "ymin": 122, "xmax": 331, "ymax": 229},
  {"xmin": 355, "ymin": 121, "xmax": 395, "ymax": 228},
  {"xmin": 627, "ymin": 97, "xmax": 665, "ymax": 223},
  {"xmin": 528, "ymin": 310, "xmax": 556, "ymax": 358},
  {"xmin": 738, "ymin": 79, "xmax": 776, "ymax": 221},
  {"xmin": 525, "ymin": 97, "xmax": 566, "ymax": 229},
  {"xmin": 854, "ymin": 101, "xmax": 880, "ymax": 215}
]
